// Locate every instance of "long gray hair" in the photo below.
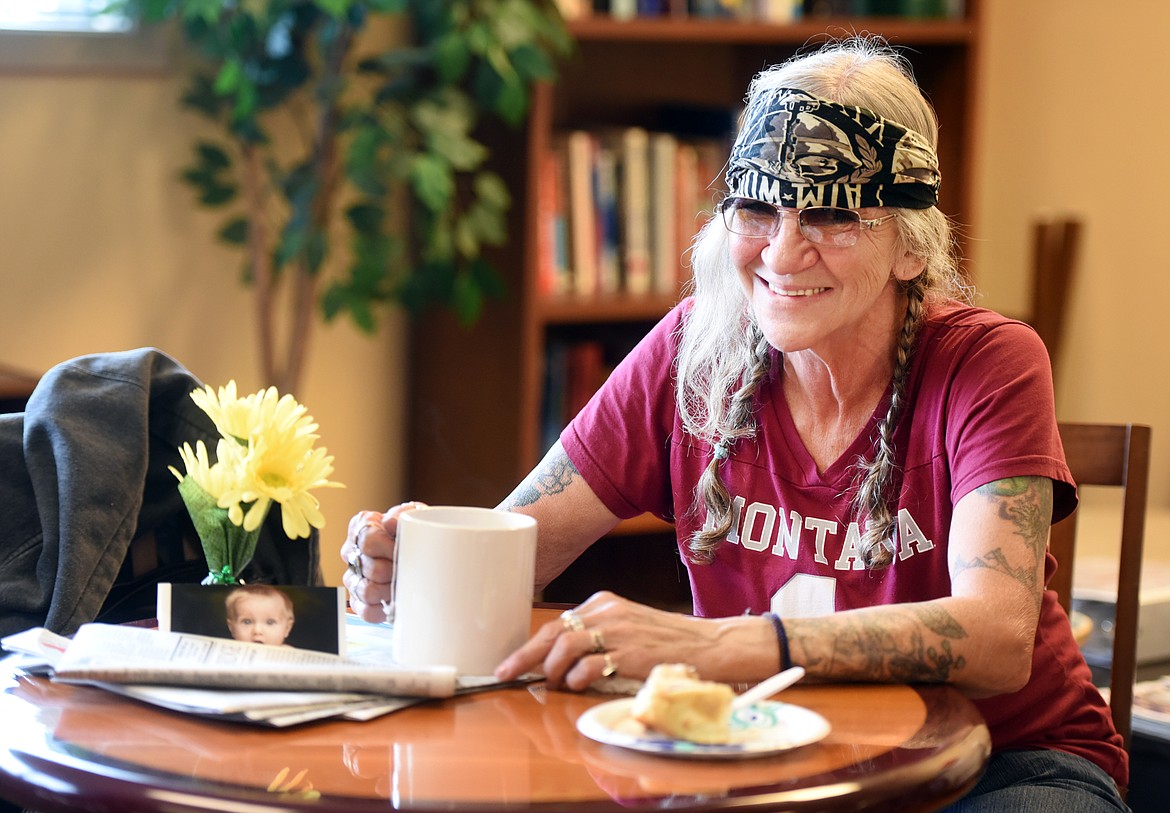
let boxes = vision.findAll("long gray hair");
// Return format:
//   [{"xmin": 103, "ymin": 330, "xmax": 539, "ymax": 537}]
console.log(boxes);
[{"xmin": 678, "ymin": 37, "xmax": 970, "ymax": 566}]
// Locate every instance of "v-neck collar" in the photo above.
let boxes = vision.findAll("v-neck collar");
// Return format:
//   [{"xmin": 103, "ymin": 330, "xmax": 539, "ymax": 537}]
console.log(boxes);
[{"xmin": 766, "ymin": 370, "xmax": 895, "ymax": 488}]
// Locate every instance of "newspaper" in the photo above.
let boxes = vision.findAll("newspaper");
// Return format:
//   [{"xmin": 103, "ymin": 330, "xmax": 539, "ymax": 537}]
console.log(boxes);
[
  {"xmin": 2, "ymin": 620, "xmax": 536, "ymax": 727},
  {"xmin": 50, "ymin": 623, "xmax": 459, "ymax": 696}
]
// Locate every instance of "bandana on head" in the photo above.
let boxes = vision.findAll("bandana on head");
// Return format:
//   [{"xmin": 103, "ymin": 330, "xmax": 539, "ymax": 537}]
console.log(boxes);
[{"xmin": 725, "ymin": 87, "xmax": 940, "ymax": 210}]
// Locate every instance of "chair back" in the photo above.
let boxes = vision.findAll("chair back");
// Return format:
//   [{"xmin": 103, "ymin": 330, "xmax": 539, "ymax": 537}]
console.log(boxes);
[
  {"xmin": 1051, "ymin": 422, "xmax": 1151, "ymax": 750},
  {"xmin": 1029, "ymin": 216, "xmax": 1081, "ymax": 375}
]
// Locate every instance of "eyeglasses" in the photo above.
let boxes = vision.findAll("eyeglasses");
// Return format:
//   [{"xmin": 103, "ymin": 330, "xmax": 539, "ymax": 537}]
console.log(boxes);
[{"xmin": 717, "ymin": 197, "xmax": 898, "ymax": 247}]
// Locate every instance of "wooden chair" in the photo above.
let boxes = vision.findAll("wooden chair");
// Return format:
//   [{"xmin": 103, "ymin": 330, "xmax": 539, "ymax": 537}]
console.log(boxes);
[
  {"xmin": 1050, "ymin": 422, "xmax": 1151, "ymax": 751},
  {"xmin": 1029, "ymin": 216, "xmax": 1082, "ymax": 375}
]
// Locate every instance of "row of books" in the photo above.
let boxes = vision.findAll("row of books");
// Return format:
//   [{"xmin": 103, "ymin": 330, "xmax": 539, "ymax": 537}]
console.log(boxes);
[
  {"xmin": 540, "ymin": 339, "xmax": 614, "ymax": 451},
  {"xmin": 555, "ymin": 1, "xmax": 799, "ymax": 20},
  {"xmin": 538, "ymin": 127, "xmax": 726, "ymax": 299},
  {"xmin": 555, "ymin": 1, "xmax": 963, "ymax": 21}
]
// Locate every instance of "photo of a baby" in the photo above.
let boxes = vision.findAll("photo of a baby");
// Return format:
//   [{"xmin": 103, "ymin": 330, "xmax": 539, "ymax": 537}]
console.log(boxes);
[
  {"xmin": 225, "ymin": 584, "xmax": 295, "ymax": 647},
  {"xmin": 159, "ymin": 583, "xmax": 345, "ymax": 655}
]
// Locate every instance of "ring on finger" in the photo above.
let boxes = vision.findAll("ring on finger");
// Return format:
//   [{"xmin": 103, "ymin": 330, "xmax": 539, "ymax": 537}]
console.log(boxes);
[
  {"xmin": 601, "ymin": 652, "xmax": 618, "ymax": 678},
  {"xmin": 348, "ymin": 547, "xmax": 364, "ymax": 579},
  {"xmin": 356, "ymin": 520, "xmax": 379, "ymax": 551},
  {"xmin": 560, "ymin": 609, "xmax": 585, "ymax": 632},
  {"xmin": 589, "ymin": 628, "xmax": 606, "ymax": 654}
]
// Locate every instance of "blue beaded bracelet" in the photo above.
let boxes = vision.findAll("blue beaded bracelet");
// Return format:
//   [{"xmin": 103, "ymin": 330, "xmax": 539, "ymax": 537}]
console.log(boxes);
[{"xmin": 764, "ymin": 612, "xmax": 791, "ymax": 671}]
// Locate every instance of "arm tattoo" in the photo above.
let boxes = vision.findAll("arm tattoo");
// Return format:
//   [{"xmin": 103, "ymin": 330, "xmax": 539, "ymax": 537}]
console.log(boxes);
[
  {"xmin": 798, "ymin": 605, "xmax": 968, "ymax": 682},
  {"xmin": 954, "ymin": 477, "xmax": 1052, "ymax": 596},
  {"xmin": 504, "ymin": 451, "xmax": 580, "ymax": 508}
]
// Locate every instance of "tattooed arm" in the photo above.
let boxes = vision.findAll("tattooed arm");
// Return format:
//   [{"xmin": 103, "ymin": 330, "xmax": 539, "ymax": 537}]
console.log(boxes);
[
  {"xmin": 788, "ymin": 476, "xmax": 1052, "ymax": 697},
  {"xmin": 498, "ymin": 441, "xmax": 621, "ymax": 591},
  {"xmin": 496, "ymin": 469, "xmax": 1051, "ymax": 694}
]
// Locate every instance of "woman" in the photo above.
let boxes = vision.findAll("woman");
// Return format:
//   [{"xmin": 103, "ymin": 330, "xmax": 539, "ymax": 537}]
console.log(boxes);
[{"xmin": 342, "ymin": 38, "xmax": 1128, "ymax": 811}]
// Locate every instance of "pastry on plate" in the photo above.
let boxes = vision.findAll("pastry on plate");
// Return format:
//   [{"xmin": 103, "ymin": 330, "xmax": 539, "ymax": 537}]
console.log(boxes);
[{"xmin": 631, "ymin": 663, "xmax": 735, "ymax": 744}]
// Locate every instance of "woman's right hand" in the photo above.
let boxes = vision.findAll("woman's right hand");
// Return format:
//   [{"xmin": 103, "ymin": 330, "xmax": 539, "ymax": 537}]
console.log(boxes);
[{"xmin": 340, "ymin": 501, "xmax": 427, "ymax": 623}]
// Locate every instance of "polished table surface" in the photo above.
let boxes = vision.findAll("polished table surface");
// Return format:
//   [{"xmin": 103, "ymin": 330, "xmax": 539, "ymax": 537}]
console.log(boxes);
[{"xmin": 0, "ymin": 610, "xmax": 991, "ymax": 813}]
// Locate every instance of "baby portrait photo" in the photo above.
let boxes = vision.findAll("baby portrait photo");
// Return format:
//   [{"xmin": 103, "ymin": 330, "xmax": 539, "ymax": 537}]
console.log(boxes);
[{"xmin": 157, "ymin": 583, "xmax": 346, "ymax": 655}]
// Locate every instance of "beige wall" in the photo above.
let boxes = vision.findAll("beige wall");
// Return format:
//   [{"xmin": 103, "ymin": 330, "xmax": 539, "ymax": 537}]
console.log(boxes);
[
  {"xmin": 0, "ymin": 66, "xmax": 406, "ymax": 588},
  {"xmin": 972, "ymin": 0, "xmax": 1170, "ymax": 557},
  {"xmin": 1, "ymin": 0, "xmax": 1166, "ymax": 588}
]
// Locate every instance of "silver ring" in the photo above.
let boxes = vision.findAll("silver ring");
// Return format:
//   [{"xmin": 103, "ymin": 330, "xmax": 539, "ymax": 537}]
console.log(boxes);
[
  {"xmin": 348, "ymin": 548, "xmax": 364, "ymax": 579},
  {"xmin": 560, "ymin": 609, "xmax": 585, "ymax": 632},
  {"xmin": 601, "ymin": 653, "xmax": 617, "ymax": 678},
  {"xmin": 589, "ymin": 628, "xmax": 606, "ymax": 654}
]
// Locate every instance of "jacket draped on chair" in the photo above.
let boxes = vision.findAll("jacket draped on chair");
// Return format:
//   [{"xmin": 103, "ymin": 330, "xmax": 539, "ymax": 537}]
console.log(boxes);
[{"xmin": 0, "ymin": 348, "xmax": 321, "ymax": 639}]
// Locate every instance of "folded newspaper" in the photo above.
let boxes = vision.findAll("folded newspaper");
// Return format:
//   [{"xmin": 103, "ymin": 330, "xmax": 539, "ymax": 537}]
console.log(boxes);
[
  {"xmin": 1, "ymin": 618, "xmax": 533, "ymax": 727},
  {"xmin": 55, "ymin": 623, "xmax": 458, "ymax": 695}
]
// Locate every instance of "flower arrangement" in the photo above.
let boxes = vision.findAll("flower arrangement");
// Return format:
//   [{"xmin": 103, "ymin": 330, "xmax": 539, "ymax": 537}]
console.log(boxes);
[{"xmin": 170, "ymin": 382, "xmax": 343, "ymax": 585}]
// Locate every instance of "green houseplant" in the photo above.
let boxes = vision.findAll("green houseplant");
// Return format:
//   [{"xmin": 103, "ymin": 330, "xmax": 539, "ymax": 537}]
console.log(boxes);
[{"xmin": 117, "ymin": 0, "xmax": 571, "ymax": 394}]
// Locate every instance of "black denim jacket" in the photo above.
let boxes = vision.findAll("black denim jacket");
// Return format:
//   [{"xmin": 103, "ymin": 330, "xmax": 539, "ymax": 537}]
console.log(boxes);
[{"xmin": 0, "ymin": 348, "xmax": 320, "ymax": 640}]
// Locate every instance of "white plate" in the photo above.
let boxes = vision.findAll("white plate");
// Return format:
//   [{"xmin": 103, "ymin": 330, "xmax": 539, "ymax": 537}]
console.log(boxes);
[{"xmin": 576, "ymin": 698, "xmax": 831, "ymax": 759}]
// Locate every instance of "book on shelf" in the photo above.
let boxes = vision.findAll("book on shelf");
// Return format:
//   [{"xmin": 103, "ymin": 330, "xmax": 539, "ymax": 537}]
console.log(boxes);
[
  {"xmin": 569, "ymin": 0, "xmax": 959, "ymax": 21},
  {"xmin": 541, "ymin": 339, "xmax": 570, "ymax": 452},
  {"xmin": 541, "ymin": 339, "xmax": 614, "ymax": 444},
  {"xmin": 553, "ymin": 0, "xmax": 592, "ymax": 19},
  {"xmin": 611, "ymin": 0, "xmax": 638, "ymax": 19},
  {"xmin": 595, "ymin": 141, "xmax": 623, "ymax": 295},
  {"xmin": 649, "ymin": 131, "xmax": 679, "ymax": 296},
  {"xmin": 539, "ymin": 125, "xmax": 726, "ymax": 300},
  {"xmin": 537, "ymin": 150, "xmax": 571, "ymax": 296},
  {"xmin": 565, "ymin": 341, "xmax": 607, "ymax": 419},
  {"xmin": 566, "ymin": 130, "xmax": 599, "ymax": 297},
  {"xmin": 619, "ymin": 126, "xmax": 652, "ymax": 296}
]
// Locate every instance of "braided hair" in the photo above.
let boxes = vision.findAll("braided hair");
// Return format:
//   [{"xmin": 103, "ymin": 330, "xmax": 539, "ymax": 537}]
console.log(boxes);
[
  {"xmin": 688, "ymin": 325, "xmax": 774, "ymax": 562},
  {"xmin": 849, "ymin": 278, "xmax": 926, "ymax": 567}
]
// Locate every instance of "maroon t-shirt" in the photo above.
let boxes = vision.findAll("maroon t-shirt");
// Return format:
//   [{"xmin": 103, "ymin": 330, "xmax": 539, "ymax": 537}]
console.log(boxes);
[{"xmin": 562, "ymin": 298, "xmax": 1127, "ymax": 787}]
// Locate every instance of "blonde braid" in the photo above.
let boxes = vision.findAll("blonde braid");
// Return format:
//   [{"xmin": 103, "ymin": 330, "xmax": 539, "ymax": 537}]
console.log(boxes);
[
  {"xmin": 688, "ymin": 327, "xmax": 774, "ymax": 562},
  {"xmin": 853, "ymin": 282, "xmax": 926, "ymax": 567}
]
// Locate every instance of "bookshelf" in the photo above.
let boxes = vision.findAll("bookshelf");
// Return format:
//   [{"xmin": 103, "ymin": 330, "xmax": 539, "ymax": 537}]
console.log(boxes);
[{"xmin": 406, "ymin": 5, "xmax": 983, "ymax": 595}]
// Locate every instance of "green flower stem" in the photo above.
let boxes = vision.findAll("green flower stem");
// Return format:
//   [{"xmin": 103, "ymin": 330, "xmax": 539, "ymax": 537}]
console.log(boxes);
[{"xmin": 178, "ymin": 476, "xmax": 267, "ymax": 585}]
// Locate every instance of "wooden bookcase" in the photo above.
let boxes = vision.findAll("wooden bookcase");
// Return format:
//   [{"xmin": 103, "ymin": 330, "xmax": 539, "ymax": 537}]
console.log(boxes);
[{"xmin": 407, "ymin": 7, "xmax": 983, "ymax": 596}]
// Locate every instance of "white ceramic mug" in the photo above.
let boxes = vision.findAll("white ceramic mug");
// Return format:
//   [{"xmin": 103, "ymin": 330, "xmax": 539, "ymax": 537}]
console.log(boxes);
[{"xmin": 391, "ymin": 506, "xmax": 537, "ymax": 675}]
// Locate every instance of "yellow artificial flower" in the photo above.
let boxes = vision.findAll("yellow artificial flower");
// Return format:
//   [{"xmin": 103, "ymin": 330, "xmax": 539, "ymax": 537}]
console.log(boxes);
[
  {"xmin": 173, "ymin": 381, "xmax": 341, "ymax": 583},
  {"xmin": 191, "ymin": 381, "xmax": 318, "ymax": 446},
  {"xmin": 177, "ymin": 381, "xmax": 342, "ymax": 540},
  {"xmin": 170, "ymin": 439, "xmax": 241, "ymax": 501},
  {"xmin": 236, "ymin": 433, "xmax": 341, "ymax": 539}
]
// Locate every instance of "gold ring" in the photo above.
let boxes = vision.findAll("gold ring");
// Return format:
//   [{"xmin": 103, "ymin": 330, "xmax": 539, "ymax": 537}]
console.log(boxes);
[
  {"xmin": 560, "ymin": 609, "xmax": 585, "ymax": 632},
  {"xmin": 348, "ymin": 548, "xmax": 364, "ymax": 579},
  {"xmin": 601, "ymin": 653, "xmax": 617, "ymax": 678},
  {"xmin": 589, "ymin": 628, "xmax": 606, "ymax": 653}
]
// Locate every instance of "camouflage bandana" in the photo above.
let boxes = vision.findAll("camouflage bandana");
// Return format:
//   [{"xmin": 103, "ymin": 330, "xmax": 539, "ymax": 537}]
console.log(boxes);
[{"xmin": 725, "ymin": 87, "xmax": 940, "ymax": 210}]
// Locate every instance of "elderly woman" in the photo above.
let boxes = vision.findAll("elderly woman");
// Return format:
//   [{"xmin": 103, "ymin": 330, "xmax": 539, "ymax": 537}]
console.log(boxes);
[{"xmin": 342, "ymin": 39, "xmax": 1128, "ymax": 812}]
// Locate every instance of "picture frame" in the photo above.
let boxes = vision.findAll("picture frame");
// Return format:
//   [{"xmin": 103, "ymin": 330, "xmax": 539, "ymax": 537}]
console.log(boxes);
[{"xmin": 157, "ymin": 583, "xmax": 346, "ymax": 656}]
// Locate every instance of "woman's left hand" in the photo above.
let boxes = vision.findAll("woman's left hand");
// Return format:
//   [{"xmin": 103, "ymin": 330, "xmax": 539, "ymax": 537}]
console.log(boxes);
[{"xmin": 494, "ymin": 591, "xmax": 778, "ymax": 690}]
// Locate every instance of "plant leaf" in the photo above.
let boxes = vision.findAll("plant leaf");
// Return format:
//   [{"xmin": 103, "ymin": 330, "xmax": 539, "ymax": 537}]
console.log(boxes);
[
  {"xmin": 218, "ymin": 217, "xmax": 249, "ymax": 245},
  {"xmin": 410, "ymin": 153, "xmax": 454, "ymax": 212},
  {"xmin": 346, "ymin": 202, "xmax": 385, "ymax": 234},
  {"xmin": 452, "ymin": 270, "xmax": 483, "ymax": 325}
]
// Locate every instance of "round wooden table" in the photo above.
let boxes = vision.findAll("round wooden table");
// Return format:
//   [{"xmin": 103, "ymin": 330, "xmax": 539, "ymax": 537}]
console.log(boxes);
[{"xmin": 0, "ymin": 656, "xmax": 989, "ymax": 813}]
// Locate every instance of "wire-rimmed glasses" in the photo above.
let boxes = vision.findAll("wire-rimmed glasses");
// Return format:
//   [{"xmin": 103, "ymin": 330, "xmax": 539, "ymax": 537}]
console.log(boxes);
[{"xmin": 717, "ymin": 197, "xmax": 898, "ymax": 247}]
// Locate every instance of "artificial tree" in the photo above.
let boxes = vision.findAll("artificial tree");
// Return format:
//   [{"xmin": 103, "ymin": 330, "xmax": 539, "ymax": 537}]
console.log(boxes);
[{"xmin": 118, "ymin": 0, "xmax": 571, "ymax": 393}]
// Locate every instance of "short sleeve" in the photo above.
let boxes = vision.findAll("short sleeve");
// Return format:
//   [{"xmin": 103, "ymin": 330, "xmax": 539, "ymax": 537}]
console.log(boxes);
[{"xmin": 938, "ymin": 318, "xmax": 1077, "ymax": 522}]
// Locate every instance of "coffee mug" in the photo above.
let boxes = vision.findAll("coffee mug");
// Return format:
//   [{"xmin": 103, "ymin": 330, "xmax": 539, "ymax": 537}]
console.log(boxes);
[{"xmin": 391, "ymin": 506, "xmax": 538, "ymax": 675}]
